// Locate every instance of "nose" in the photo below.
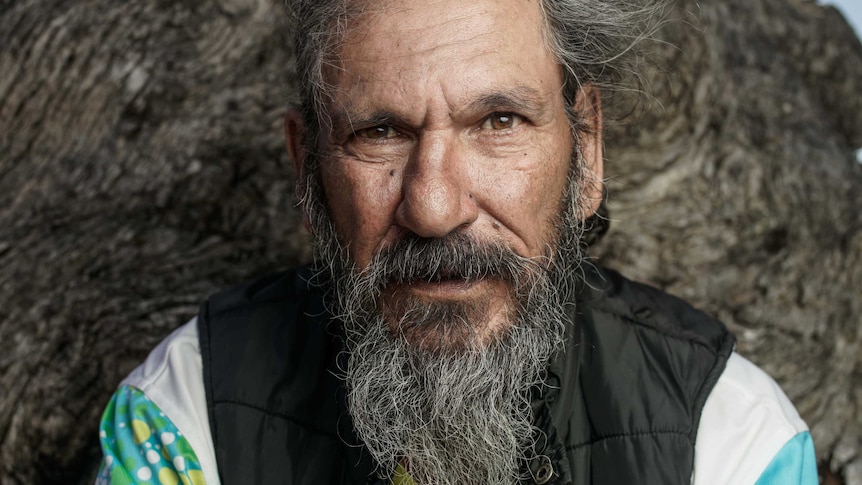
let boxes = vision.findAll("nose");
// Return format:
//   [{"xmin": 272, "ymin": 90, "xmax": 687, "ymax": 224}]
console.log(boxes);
[{"xmin": 395, "ymin": 132, "xmax": 479, "ymax": 238}]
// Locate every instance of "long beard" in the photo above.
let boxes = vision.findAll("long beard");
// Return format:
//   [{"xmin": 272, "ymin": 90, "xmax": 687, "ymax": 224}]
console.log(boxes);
[{"xmin": 302, "ymin": 151, "xmax": 588, "ymax": 484}]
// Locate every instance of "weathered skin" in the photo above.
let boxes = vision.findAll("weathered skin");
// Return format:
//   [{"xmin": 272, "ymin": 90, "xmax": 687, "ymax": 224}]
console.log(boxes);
[{"xmin": 285, "ymin": 0, "xmax": 600, "ymax": 347}]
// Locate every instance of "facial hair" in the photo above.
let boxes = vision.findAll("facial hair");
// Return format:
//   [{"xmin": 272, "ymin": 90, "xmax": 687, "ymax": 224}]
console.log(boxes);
[{"xmin": 302, "ymin": 150, "xmax": 588, "ymax": 484}]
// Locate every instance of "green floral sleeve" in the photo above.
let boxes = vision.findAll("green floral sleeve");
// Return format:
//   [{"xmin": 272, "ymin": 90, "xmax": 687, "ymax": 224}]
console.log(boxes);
[{"xmin": 96, "ymin": 386, "xmax": 206, "ymax": 485}]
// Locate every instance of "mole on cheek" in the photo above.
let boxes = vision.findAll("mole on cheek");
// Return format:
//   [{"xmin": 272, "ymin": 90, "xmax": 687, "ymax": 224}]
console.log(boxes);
[
  {"xmin": 389, "ymin": 170, "xmax": 396, "ymax": 176},
  {"xmin": 492, "ymin": 222, "xmax": 501, "ymax": 230}
]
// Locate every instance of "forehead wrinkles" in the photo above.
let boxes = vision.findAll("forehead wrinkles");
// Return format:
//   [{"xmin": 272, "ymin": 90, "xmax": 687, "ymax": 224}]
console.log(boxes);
[
  {"xmin": 319, "ymin": 0, "xmax": 559, "ymax": 127},
  {"xmin": 324, "ymin": 0, "xmax": 550, "ymax": 77}
]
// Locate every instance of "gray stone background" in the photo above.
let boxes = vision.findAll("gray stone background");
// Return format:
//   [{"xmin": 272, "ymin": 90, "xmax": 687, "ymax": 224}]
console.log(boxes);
[{"xmin": 1, "ymin": 0, "xmax": 860, "ymax": 482}]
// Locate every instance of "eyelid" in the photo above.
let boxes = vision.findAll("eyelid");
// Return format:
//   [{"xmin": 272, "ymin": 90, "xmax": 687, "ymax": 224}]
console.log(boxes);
[
  {"xmin": 480, "ymin": 112, "xmax": 524, "ymax": 131},
  {"xmin": 353, "ymin": 124, "xmax": 400, "ymax": 140}
]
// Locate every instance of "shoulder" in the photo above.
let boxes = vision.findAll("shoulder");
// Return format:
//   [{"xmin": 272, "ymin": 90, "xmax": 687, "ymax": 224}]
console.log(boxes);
[
  {"xmin": 579, "ymin": 264, "xmax": 734, "ymax": 351},
  {"xmin": 197, "ymin": 266, "xmax": 331, "ymax": 361},
  {"xmin": 694, "ymin": 352, "xmax": 817, "ymax": 484},
  {"xmin": 201, "ymin": 265, "xmax": 322, "ymax": 318},
  {"xmin": 123, "ymin": 317, "xmax": 203, "ymax": 392},
  {"xmin": 197, "ymin": 265, "xmax": 337, "ymax": 405},
  {"xmin": 119, "ymin": 318, "xmax": 221, "ymax": 484}
]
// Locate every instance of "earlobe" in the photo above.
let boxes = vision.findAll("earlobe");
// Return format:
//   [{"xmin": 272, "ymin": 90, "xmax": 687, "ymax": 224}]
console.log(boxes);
[{"xmin": 573, "ymin": 84, "xmax": 604, "ymax": 218}]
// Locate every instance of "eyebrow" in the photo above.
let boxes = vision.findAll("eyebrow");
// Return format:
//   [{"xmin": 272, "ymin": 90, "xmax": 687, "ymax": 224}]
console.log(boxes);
[
  {"xmin": 328, "ymin": 108, "xmax": 403, "ymax": 136},
  {"xmin": 328, "ymin": 85, "xmax": 551, "ymax": 134},
  {"xmin": 463, "ymin": 86, "xmax": 548, "ymax": 118}
]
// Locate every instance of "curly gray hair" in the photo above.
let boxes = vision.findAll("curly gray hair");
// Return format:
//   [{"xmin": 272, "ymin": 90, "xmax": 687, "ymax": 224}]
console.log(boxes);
[
  {"xmin": 283, "ymin": 0, "xmax": 665, "ymax": 144},
  {"xmin": 285, "ymin": 0, "xmax": 665, "ymax": 258}
]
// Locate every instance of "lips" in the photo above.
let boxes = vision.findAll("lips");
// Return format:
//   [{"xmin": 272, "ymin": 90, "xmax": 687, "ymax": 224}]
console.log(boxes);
[
  {"xmin": 398, "ymin": 276, "xmax": 481, "ymax": 294},
  {"xmin": 383, "ymin": 275, "xmax": 513, "ymax": 307},
  {"xmin": 391, "ymin": 267, "xmax": 483, "ymax": 285}
]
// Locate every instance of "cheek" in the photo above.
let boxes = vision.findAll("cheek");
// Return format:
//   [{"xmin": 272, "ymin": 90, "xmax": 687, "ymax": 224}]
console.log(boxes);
[
  {"xmin": 479, "ymin": 144, "xmax": 572, "ymax": 252},
  {"xmin": 528, "ymin": 133, "xmax": 573, "ymax": 211},
  {"xmin": 524, "ymin": 165, "xmax": 570, "ymax": 243},
  {"xmin": 320, "ymin": 162, "xmax": 401, "ymax": 266}
]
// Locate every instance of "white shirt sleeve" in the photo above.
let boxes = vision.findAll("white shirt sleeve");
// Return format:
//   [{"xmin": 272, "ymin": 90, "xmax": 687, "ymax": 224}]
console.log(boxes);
[
  {"xmin": 693, "ymin": 352, "xmax": 813, "ymax": 484},
  {"xmin": 121, "ymin": 318, "xmax": 221, "ymax": 485}
]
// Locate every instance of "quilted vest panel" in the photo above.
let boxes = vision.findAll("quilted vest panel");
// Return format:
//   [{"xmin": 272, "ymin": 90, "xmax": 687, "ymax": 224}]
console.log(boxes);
[{"xmin": 199, "ymin": 264, "xmax": 734, "ymax": 484}]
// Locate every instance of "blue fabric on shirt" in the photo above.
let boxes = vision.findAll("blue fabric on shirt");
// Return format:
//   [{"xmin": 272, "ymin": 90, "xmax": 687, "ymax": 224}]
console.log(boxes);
[{"xmin": 754, "ymin": 431, "xmax": 818, "ymax": 485}]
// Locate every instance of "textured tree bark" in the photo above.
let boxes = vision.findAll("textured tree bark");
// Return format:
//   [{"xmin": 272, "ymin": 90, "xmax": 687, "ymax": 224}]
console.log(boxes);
[
  {"xmin": 0, "ymin": 0, "xmax": 859, "ymax": 483},
  {"xmin": 596, "ymin": 2, "xmax": 862, "ymax": 483}
]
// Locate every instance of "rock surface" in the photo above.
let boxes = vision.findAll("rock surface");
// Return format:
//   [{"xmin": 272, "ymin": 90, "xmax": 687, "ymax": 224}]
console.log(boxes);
[{"xmin": 0, "ymin": 0, "xmax": 859, "ymax": 482}]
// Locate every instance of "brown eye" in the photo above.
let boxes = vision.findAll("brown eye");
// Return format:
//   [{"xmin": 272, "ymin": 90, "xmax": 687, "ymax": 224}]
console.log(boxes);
[
  {"xmin": 358, "ymin": 125, "xmax": 397, "ymax": 139},
  {"xmin": 482, "ymin": 113, "xmax": 521, "ymax": 131}
]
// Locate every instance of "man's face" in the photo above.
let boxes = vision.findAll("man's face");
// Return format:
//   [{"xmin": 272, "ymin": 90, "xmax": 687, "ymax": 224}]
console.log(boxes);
[
  {"xmin": 308, "ymin": 0, "xmax": 596, "ymax": 349},
  {"xmin": 283, "ymin": 1, "xmax": 603, "ymax": 479}
]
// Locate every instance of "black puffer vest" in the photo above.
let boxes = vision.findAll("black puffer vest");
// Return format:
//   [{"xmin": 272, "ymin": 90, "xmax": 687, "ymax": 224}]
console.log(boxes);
[{"xmin": 198, "ymin": 264, "xmax": 734, "ymax": 484}]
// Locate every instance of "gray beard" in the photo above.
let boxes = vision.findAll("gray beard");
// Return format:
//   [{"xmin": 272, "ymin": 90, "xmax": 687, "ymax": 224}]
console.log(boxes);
[
  {"xmin": 303, "ymin": 151, "xmax": 587, "ymax": 484},
  {"xmin": 335, "ymin": 235, "xmax": 571, "ymax": 484}
]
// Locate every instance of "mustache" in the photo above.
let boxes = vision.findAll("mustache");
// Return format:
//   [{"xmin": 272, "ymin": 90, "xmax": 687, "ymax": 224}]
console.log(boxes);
[{"xmin": 369, "ymin": 233, "xmax": 531, "ymax": 287}]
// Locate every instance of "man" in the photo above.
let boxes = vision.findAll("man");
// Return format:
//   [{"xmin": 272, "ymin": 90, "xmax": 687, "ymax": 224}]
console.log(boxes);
[{"xmin": 95, "ymin": 0, "xmax": 817, "ymax": 483}]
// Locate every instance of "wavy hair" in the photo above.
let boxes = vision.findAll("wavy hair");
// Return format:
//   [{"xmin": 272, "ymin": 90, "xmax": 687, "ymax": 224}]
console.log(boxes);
[
  {"xmin": 284, "ymin": 0, "xmax": 665, "ymax": 141},
  {"xmin": 284, "ymin": 0, "xmax": 665, "ymax": 249}
]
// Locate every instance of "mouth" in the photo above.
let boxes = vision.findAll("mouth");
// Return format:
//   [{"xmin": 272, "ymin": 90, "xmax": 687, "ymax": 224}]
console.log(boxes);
[
  {"xmin": 389, "ymin": 274, "xmax": 485, "ymax": 299},
  {"xmin": 380, "ymin": 275, "xmax": 514, "ymax": 351},
  {"xmin": 370, "ymin": 232, "xmax": 519, "ymax": 305}
]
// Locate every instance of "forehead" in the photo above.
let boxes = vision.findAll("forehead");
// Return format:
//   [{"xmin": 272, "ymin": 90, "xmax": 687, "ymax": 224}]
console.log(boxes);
[
  {"xmin": 342, "ymin": 0, "xmax": 549, "ymax": 58},
  {"xmin": 324, "ymin": 0, "xmax": 563, "ymax": 121}
]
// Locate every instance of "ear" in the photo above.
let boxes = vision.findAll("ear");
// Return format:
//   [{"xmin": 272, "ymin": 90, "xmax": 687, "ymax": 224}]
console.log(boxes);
[
  {"xmin": 284, "ymin": 108, "xmax": 307, "ymax": 181},
  {"xmin": 573, "ymin": 84, "xmax": 604, "ymax": 218},
  {"xmin": 284, "ymin": 108, "xmax": 312, "ymax": 232}
]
